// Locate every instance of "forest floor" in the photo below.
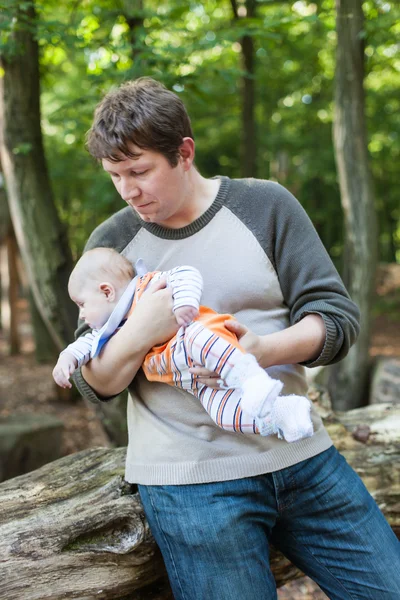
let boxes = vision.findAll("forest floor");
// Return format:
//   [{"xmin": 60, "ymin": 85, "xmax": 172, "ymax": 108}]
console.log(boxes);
[{"xmin": 0, "ymin": 263, "xmax": 399, "ymax": 599}]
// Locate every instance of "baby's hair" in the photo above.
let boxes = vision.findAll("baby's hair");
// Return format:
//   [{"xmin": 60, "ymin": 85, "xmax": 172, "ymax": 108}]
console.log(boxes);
[{"xmin": 69, "ymin": 247, "xmax": 135, "ymax": 290}]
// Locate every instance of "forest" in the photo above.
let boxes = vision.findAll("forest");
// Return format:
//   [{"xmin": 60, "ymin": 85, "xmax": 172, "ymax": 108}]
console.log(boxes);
[{"xmin": 0, "ymin": 1, "xmax": 399, "ymax": 599}]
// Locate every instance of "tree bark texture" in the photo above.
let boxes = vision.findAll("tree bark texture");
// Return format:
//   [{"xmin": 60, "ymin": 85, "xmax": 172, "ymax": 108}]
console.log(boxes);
[
  {"xmin": 330, "ymin": 0, "xmax": 378, "ymax": 410},
  {"xmin": 5, "ymin": 226, "xmax": 20, "ymax": 354},
  {"xmin": 120, "ymin": 0, "xmax": 145, "ymax": 64},
  {"xmin": 0, "ymin": 221, "xmax": 20, "ymax": 354},
  {"xmin": 28, "ymin": 290, "xmax": 60, "ymax": 363},
  {"xmin": 0, "ymin": 402, "xmax": 398, "ymax": 600},
  {"xmin": 0, "ymin": 168, "xmax": 10, "ymax": 328},
  {"xmin": 0, "ymin": 1, "xmax": 77, "ymax": 351},
  {"xmin": 231, "ymin": 0, "xmax": 257, "ymax": 178}
]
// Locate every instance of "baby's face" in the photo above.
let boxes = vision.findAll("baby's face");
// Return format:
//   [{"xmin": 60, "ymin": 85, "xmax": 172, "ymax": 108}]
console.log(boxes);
[{"xmin": 70, "ymin": 283, "xmax": 115, "ymax": 330}]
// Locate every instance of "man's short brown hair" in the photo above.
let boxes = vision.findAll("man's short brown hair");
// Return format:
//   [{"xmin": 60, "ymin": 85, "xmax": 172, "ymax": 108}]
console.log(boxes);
[{"xmin": 86, "ymin": 78, "xmax": 193, "ymax": 167}]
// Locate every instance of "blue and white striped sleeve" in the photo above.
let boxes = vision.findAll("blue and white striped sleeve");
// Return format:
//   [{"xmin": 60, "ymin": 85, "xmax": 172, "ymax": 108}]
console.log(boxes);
[
  {"xmin": 165, "ymin": 266, "xmax": 203, "ymax": 312},
  {"xmin": 60, "ymin": 331, "xmax": 98, "ymax": 368}
]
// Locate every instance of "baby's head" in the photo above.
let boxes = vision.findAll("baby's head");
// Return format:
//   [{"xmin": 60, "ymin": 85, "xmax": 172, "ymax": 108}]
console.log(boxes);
[{"xmin": 69, "ymin": 248, "xmax": 134, "ymax": 329}]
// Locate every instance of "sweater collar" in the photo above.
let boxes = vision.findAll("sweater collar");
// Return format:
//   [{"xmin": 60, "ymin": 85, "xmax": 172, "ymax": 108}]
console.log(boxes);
[{"xmin": 133, "ymin": 176, "xmax": 230, "ymax": 240}]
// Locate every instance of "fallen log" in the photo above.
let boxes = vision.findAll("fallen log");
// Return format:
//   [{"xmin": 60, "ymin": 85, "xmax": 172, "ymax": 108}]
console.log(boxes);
[{"xmin": 0, "ymin": 401, "xmax": 398, "ymax": 600}]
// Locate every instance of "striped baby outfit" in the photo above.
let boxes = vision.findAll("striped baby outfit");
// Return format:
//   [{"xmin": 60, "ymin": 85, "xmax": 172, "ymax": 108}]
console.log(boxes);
[{"xmin": 66, "ymin": 264, "xmax": 309, "ymax": 436}]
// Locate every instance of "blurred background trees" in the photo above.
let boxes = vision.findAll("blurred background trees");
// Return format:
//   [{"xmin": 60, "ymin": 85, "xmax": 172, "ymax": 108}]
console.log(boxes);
[{"xmin": 0, "ymin": 0, "xmax": 399, "ymax": 410}]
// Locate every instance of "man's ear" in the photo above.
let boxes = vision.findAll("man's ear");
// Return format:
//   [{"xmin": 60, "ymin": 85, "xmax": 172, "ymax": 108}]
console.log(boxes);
[
  {"xmin": 99, "ymin": 282, "xmax": 115, "ymax": 301},
  {"xmin": 179, "ymin": 137, "xmax": 195, "ymax": 170}
]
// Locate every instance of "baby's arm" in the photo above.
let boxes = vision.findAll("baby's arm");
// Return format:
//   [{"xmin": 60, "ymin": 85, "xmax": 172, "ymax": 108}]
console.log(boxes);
[
  {"xmin": 165, "ymin": 266, "xmax": 203, "ymax": 326},
  {"xmin": 53, "ymin": 332, "xmax": 96, "ymax": 389},
  {"xmin": 53, "ymin": 353, "xmax": 78, "ymax": 389}
]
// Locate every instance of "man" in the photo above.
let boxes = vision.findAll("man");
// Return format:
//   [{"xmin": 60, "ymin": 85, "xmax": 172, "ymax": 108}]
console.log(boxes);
[{"xmin": 74, "ymin": 78, "xmax": 400, "ymax": 599}]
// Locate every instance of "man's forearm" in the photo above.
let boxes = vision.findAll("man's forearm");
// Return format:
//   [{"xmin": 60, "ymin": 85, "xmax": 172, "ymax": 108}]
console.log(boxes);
[
  {"xmin": 258, "ymin": 314, "xmax": 326, "ymax": 369},
  {"xmin": 81, "ymin": 322, "xmax": 150, "ymax": 397},
  {"xmin": 80, "ymin": 285, "xmax": 179, "ymax": 398}
]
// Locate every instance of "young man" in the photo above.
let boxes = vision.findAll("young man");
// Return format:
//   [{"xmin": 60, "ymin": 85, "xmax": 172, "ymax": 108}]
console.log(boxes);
[{"xmin": 74, "ymin": 78, "xmax": 400, "ymax": 599}]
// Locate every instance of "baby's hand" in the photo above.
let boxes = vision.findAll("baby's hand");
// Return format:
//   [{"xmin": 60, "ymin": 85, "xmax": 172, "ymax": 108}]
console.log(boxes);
[
  {"xmin": 174, "ymin": 305, "xmax": 198, "ymax": 327},
  {"xmin": 52, "ymin": 353, "xmax": 78, "ymax": 389}
]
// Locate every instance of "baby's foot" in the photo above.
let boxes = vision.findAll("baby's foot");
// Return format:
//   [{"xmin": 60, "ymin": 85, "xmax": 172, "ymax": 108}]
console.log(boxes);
[
  {"xmin": 225, "ymin": 354, "xmax": 283, "ymax": 417},
  {"xmin": 270, "ymin": 395, "xmax": 314, "ymax": 443},
  {"xmin": 241, "ymin": 371, "xmax": 283, "ymax": 417}
]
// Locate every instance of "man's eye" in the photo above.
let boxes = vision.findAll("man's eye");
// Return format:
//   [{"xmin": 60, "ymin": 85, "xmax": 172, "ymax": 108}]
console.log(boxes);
[{"xmin": 132, "ymin": 170, "xmax": 147, "ymax": 176}]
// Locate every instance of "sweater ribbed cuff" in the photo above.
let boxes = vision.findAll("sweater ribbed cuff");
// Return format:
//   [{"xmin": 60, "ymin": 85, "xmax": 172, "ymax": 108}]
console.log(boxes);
[
  {"xmin": 72, "ymin": 368, "xmax": 117, "ymax": 404},
  {"xmin": 296, "ymin": 311, "xmax": 338, "ymax": 368}
]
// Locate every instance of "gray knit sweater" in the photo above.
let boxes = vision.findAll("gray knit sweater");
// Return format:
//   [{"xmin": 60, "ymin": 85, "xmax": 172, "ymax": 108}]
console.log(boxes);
[{"xmin": 73, "ymin": 177, "xmax": 360, "ymax": 485}]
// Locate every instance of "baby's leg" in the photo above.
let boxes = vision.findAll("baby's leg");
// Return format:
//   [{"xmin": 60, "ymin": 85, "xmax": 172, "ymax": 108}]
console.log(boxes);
[
  {"xmin": 184, "ymin": 321, "xmax": 283, "ymax": 418},
  {"xmin": 197, "ymin": 382, "xmax": 313, "ymax": 439},
  {"xmin": 195, "ymin": 385, "xmax": 265, "ymax": 434}
]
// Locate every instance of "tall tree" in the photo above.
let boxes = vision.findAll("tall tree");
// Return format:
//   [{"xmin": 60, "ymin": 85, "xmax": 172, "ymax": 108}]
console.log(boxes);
[
  {"xmin": 0, "ymin": 0, "xmax": 77, "ymax": 352},
  {"xmin": 119, "ymin": 0, "xmax": 145, "ymax": 64},
  {"xmin": 0, "ymin": 173, "xmax": 16, "ymax": 349},
  {"xmin": 328, "ymin": 0, "xmax": 378, "ymax": 410},
  {"xmin": 0, "ymin": 170, "xmax": 9, "ymax": 330},
  {"xmin": 231, "ymin": 0, "xmax": 257, "ymax": 177}
]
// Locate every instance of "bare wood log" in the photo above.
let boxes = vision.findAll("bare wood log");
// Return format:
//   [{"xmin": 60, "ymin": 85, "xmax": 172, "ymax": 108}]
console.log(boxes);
[
  {"xmin": 0, "ymin": 403, "xmax": 398, "ymax": 600},
  {"xmin": 327, "ymin": 403, "xmax": 400, "ymax": 538},
  {"xmin": 0, "ymin": 447, "xmax": 169, "ymax": 600}
]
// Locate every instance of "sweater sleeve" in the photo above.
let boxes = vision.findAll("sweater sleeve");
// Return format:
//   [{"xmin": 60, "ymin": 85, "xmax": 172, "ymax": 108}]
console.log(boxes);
[
  {"xmin": 61, "ymin": 331, "xmax": 97, "ymax": 368},
  {"xmin": 225, "ymin": 179, "xmax": 360, "ymax": 367},
  {"xmin": 268, "ymin": 183, "xmax": 360, "ymax": 367},
  {"xmin": 71, "ymin": 319, "xmax": 120, "ymax": 404}
]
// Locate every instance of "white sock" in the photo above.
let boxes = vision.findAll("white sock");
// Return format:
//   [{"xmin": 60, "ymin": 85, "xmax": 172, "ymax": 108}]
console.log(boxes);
[
  {"xmin": 225, "ymin": 354, "xmax": 283, "ymax": 417},
  {"xmin": 255, "ymin": 416, "xmax": 276, "ymax": 437},
  {"xmin": 241, "ymin": 372, "xmax": 283, "ymax": 417},
  {"xmin": 269, "ymin": 395, "xmax": 314, "ymax": 443}
]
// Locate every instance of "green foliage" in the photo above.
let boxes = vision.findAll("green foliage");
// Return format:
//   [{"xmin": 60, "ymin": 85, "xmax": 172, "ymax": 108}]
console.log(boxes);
[
  {"xmin": 2, "ymin": 0, "xmax": 398, "ymax": 264},
  {"xmin": 12, "ymin": 142, "xmax": 33, "ymax": 155}
]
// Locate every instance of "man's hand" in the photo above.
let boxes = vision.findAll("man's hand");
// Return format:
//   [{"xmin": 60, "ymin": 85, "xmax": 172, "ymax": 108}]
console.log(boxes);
[
  {"xmin": 174, "ymin": 305, "xmax": 199, "ymax": 327},
  {"xmin": 188, "ymin": 319, "xmax": 261, "ymax": 388},
  {"xmin": 52, "ymin": 353, "xmax": 78, "ymax": 389},
  {"xmin": 128, "ymin": 277, "xmax": 179, "ymax": 349},
  {"xmin": 189, "ymin": 314, "xmax": 326, "ymax": 387},
  {"xmin": 223, "ymin": 319, "xmax": 263, "ymax": 362}
]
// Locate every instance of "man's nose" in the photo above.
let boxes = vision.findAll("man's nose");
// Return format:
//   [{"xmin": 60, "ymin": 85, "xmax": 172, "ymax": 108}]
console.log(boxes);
[{"xmin": 120, "ymin": 178, "xmax": 140, "ymax": 203}]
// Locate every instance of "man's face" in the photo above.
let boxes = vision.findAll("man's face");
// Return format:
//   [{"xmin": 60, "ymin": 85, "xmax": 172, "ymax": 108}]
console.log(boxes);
[{"xmin": 102, "ymin": 145, "xmax": 190, "ymax": 227}]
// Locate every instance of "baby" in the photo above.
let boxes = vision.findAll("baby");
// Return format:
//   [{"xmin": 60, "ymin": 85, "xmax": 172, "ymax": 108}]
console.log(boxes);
[{"xmin": 53, "ymin": 248, "xmax": 314, "ymax": 442}]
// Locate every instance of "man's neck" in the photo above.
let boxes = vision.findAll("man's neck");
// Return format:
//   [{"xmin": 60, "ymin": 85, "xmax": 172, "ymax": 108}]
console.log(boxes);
[{"xmin": 162, "ymin": 171, "xmax": 220, "ymax": 229}]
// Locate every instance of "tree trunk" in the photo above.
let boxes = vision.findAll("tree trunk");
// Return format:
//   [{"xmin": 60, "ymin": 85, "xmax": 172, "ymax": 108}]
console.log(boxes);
[
  {"xmin": 231, "ymin": 0, "xmax": 257, "ymax": 178},
  {"xmin": 120, "ymin": 0, "xmax": 145, "ymax": 64},
  {"xmin": 28, "ymin": 291, "xmax": 60, "ymax": 363},
  {"xmin": 0, "ymin": 210, "xmax": 21, "ymax": 353},
  {"xmin": 329, "ymin": 0, "xmax": 378, "ymax": 410},
  {"xmin": 5, "ymin": 226, "xmax": 20, "ymax": 354},
  {"xmin": 0, "ymin": 402, "xmax": 398, "ymax": 599},
  {"xmin": 241, "ymin": 0, "xmax": 257, "ymax": 178},
  {"xmin": 0, "ymin": 1, "xmax": 77, "ymax": 352},
  {"xmin": 0, "ymin": 168, "xmax": 10, "ymax": 329}
]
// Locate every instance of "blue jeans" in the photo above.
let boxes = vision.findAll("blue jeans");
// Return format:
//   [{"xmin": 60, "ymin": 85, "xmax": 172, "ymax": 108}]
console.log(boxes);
[{"xmin": 138, "ymin": 446, "xmax": 400, "ymax": 599}]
